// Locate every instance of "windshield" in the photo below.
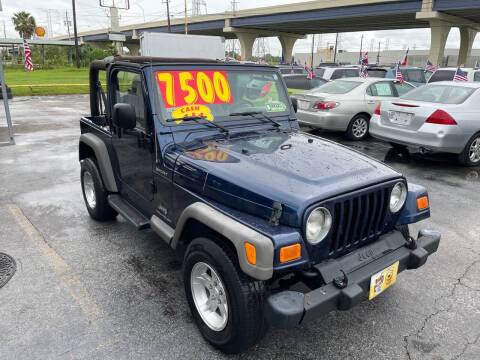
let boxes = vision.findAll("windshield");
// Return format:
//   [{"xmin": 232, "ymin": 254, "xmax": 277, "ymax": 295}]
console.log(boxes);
[
  {"xmin": 401, "ymin": 85, "xmax": 476, "ymax": 104},
  {"xmin": 280, "ymin": 68, "xmax": 307, "ymax": 74},
  {"xmin": 155, "ymin": 69, "xmax": 290, "ymax": 123},
  {"xmin": 402, "ymin": 69, "xmax": 428, "ymax": 83},
  {"xmin": 311, "ymin": 80, "xmax": 362, "ymax": 94},
  {"xmin": 429, "ymin": 70, "xmax": 467, "ymax": 83}
]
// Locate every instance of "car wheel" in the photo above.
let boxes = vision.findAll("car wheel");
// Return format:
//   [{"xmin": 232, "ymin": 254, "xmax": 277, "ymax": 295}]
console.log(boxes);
[
  {"xmin": 347, "ymin": 114, "xmax": 369, "ymax": 140},
  {"xmin": 184, "ymin": 237, "xmax": 268, "ymax": 354},
  {"xmin": 458, "ymin": 133, "xmax": 480, "ymax": 167},
  {"xmin": 80, "ymin": 158, "xmax": 117, "ymax": 221}
]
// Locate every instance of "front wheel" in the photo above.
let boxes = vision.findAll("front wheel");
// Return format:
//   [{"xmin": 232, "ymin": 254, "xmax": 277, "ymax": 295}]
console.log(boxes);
[
  {"xmin": 184, "ymin": 237, "xmax": 268, "ymax": 354},
  {"xmin": 346, "ymin": 114, "xmax": 369, "ymax": 140},
  {"xmin": 458, "ymin": 133, "xmax": 480, "ymax": 167}
]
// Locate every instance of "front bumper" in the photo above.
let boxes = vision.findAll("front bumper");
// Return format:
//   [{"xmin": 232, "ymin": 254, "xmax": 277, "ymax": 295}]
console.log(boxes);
[{"xmin": 264, "ymin": 228, "xmax": 441, "ymax": 329}]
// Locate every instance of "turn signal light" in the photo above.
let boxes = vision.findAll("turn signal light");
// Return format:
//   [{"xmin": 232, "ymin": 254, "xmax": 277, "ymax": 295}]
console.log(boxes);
[
  {"xmin": 374, "ymin": 103, "xmax": 381, "ymax": 115},
  {"xmin": 280, "ymin": 244, "xmax": 301, "ymax": 263},
  {"xmin": 314, "ymin": 101, "xmax": 338, "ymax": 110},
  {"xmin": 426, "ymin": 110, "xmax": 457, "ymax": 125},
  {"xmin": 244, "ymin": 242, "xmax": 256, "ymax": 265},
  {"xmin": 417, "ymin": 196, "xmax": 429, "ymax": 210}
]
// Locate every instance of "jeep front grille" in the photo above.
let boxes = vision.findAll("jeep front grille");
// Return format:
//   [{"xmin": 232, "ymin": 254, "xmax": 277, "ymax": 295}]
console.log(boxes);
[{"xmin": 328, "ymin": 185, "xmax": 391, "ymax": 255}]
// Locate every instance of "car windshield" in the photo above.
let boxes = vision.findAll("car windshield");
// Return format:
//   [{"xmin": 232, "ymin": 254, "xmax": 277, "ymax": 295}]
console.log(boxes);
[
  {"xmin": 401, "ymin": 85, "xmax": 476, "ymax": 104},
  {"xmin": 154, "ymin": 69, "xmax": 290, "ymax": 123},
  {"xmin": 280, "ymin": 68, "xmax": 307, "ymax": 74},
  {"xmin": 368, "ymin": 69, "xmax": 387, "ymax": 78},
  {"xmin": 429, "ymin": 70, "xmax": 467, "ymax": 83},
  {"xmin": 402, "ymin": 69, "xmax": 428, "ymax": 83},
  {"xmin": 310, "ymin": 80, "xmax": 362, "ymax": 94}
]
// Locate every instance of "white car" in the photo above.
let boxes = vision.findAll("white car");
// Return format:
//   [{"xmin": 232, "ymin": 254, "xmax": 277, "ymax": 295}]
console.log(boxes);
[
  {"xmin": 314, "ymin": 66, "xmax": 360, "ymax": 81},
  {"xmin": 292, "ymin": 77, "xmax": 415, "ymax": 140},
  {"xmin": 428, "ymin": 67, "xmax": 480, "ymax": 83}
]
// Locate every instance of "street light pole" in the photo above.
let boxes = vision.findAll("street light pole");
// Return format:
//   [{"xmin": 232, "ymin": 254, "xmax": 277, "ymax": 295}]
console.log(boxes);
[
  {"xmin": 165, "ymin": 0, "xmax": 171, "ymax": 33},
  {"xmin": 72, "ymin": 0, "xmax": 80, "ymax": 68},
  {"xmin": 184, "ymin": 0, "xmax": 188, "ymax": 34}
]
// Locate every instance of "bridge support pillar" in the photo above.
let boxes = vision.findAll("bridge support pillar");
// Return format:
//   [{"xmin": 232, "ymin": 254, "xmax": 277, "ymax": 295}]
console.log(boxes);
[
  {"xmin": 236, "ymin": 32, "xmax": 256, "ymax": 61},
  {"xmin": 458, "ymin": 27, "xmax": 477, "ymax": 66},
  {"xmin": 126, "ymin": 42, "xmax": 140, "ymax": 56},
  {"xmin": 428, "ymin": 20, "xmax": 451, "ymax": 67},
  {"xmin": 278, "ymin": 36, "xmax": 298, "ymax": 64}
]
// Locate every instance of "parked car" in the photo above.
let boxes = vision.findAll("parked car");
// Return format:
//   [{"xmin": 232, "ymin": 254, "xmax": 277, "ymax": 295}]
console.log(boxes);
[
  {"xmin": 384, "ymin": 66, "xmax": 433, "ymax": 87},
  {"xmin": 370, "ymin": 81, "xmax": 480, "ymax": 166},
  {"xmin": 79, "ymin": 56, "xmax": 440, "ymax": 353},
  {"xmin": 428, "ymin": 67, "xmax": 480, "ymax": 83},
  {"xmin": 314, "ymin": 66, "xmax": 360, "ymax": 80},
  {"xmin": 366, "ymin": 66, "xmax": 389, "ymax": 78},
  {"xmin": 277, "ymin": 65, "xmax": 307, "ymax": 75},
  {"xmin": 292, "ymin": 77, "xmax": 415, "ymax": 140},
  {"xmin": 282, "ymin": 74, "xmax": 327, "ymax": 91}
]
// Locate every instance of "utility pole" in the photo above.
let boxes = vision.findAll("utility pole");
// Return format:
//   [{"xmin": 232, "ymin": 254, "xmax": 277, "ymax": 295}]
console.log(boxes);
[
  {"xmin": 333, "ymin": 32, "xmax": 339, "ymax": 64},
  {"xmin": 164, "ymin": 0, "xmax": 171, "ymax": 32},
  {"xmin": 376, "ymin": 41, "xmax": 381, "ymax": 65},
  {"xmin": 72, "ymin": 0, "xmax": 80, "ymax": 68},
  {"xmin": 64, "ymin": 11, "xmax": 72, "ymax": 63},
  {"xmin": 359, "ymin": 34, "xmax": 363, "ymax": 63},
  {"xmin": 184, "ymin": 0, "xmax": 188, "ymax": 34},
  {"xmin": 310, "ymin": 34, "xmax": 315, "ymax": 69}
]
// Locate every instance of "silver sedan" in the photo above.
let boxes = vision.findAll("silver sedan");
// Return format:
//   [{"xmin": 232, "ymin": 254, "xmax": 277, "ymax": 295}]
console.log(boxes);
[
  {"xmin": 370, "ymin": 81, "xmax": 480, "ymax": 166},
  {"xmin": 292, "ymin": 77, "xmax": 415, "ymax": 140}
]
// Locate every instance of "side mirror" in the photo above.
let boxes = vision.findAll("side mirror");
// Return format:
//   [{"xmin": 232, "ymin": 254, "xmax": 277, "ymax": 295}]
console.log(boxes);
[
  {"xmin": 291, "ymin": 97, "xmax": 298, "ymax": 113},
  {"xmin": 112, "ymin": 103, "xmax": 136, "ymax": 130}
]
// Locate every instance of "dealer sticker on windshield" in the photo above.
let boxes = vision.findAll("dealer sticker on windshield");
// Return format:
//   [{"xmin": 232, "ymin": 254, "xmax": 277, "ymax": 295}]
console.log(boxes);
[
  {"xmin": 265, "ymin": 101, "xmax": 287, "ymax": 112},
  {"xmin": 369, "ymin": 261, "xmax": 399, "ymax": 300}
]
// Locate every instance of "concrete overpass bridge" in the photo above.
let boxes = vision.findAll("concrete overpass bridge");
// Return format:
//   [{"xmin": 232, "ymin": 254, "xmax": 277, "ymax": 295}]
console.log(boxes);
[{"xmin": 57, "ymin": 0, "xmax": 480, "ymax": 66}]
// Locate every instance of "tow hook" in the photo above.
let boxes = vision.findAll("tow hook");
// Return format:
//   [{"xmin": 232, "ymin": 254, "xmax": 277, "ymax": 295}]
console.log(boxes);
[
  {"xmin": 333, "ymin": 270, "xmax": 348, "ymax": 289},
  {"xmin": 406, "ymin": 236, "xmax": 418, "ymax": 250}
]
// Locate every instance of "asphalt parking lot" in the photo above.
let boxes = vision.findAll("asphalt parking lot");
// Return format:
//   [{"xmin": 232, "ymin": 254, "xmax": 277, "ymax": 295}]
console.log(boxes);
[{"xmin": 0, "ymin": 94, "xmax": 479, "ymax": 360}]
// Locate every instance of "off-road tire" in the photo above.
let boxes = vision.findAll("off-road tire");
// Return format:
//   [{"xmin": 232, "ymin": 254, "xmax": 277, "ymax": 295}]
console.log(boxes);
[
  {"xmin": 396, "ymin": 225, "xmax": 410, "ymax": 240},
  {"xmin": 184, "ymin": 237, "xmax": 268, "ymax": 354},
  {"xmin": 80, "ymin": 157, "xmax": 117, "ymax": 221},
  {"xmin": 346, "ymin": 114, "xmax": 369, "ymax": 140},
  {"xmin": 458, "ymin": 133, "xmax": 480, "ymax": 167}
]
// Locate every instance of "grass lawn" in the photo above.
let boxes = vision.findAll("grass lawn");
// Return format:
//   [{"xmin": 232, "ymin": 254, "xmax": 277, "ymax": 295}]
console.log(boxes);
[{"xmin": 3, "ymin": 67, "xmax": 92, "ymax": 96}]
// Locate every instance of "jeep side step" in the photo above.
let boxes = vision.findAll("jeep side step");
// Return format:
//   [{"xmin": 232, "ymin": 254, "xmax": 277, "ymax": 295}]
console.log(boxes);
[{"xmin": 107, "ymin": 194, "xmax": 150, "ymax": 230}]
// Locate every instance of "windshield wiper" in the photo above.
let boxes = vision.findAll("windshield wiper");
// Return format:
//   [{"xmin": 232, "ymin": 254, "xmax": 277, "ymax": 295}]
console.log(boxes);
[
  {"xmin": 165, "ymin": 116, "xmax": 229, "ymax": 134},
  {"xmin": 229, "ymin": 111, "xmax": 281, "ymax": 127}
]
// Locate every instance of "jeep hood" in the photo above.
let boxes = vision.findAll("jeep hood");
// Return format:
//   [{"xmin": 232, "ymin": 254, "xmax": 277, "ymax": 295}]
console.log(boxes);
[{"xmin": 169, "ymin": 130, "xmax": 401, "ymax": 227}]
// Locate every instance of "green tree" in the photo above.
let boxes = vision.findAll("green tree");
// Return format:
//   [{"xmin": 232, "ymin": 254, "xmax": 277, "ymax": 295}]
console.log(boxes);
[{"xmin": 12, "ymin": 11, "xmax": 36, "ymax": 39}]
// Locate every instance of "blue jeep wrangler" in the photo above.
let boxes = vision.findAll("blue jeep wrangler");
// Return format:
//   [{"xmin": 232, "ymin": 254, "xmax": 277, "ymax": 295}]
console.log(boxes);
[{"xmin": 79, "ymin": 56, "xmax": 440, "ymax": 353}]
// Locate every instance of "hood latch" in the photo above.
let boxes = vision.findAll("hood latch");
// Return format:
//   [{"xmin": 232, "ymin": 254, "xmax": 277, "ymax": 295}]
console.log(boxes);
[{"xmin": 269, "ymin": 201, "xmax": 283, "ymax": 226}]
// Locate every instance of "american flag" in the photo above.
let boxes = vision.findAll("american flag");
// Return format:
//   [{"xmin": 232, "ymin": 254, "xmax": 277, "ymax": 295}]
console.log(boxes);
[
  {"xmin": 23, "ymin": 38, "xmax": 34, "ymax": 71},
  {"xmin": 306, "ymin": 70, "xmax": 315, "ymax": 80},
  {"xmin": 360, "ymin": 51, "xmax": 368, "ymax": 65},
  {"xmin": 401, "ymin": 49, "xmax": 409, "ymax": 66},
  {"xmin": 396, "ymin": 63, "xmax": 404, "ymax": 85},
  {"xmin": 425, "ymin": 60, "xmax": 437, "ymax": 72},
  {"xmin": 453, "ymin": 67, "xmax": 468, "ymax": 82},
  {"xmin": 360, "ymin": 65, "xmax": 368, "ymax": 78},
  {"xmin": 304, "ymin": 61, "xmax": 310, "ymax": 72}
]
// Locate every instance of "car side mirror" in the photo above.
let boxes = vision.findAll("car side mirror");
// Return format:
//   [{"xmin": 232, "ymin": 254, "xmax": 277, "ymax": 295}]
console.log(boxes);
[
  {"xmin": 291, "ymin": 97, "xmax": 298, "ymax": 113},
  {"xmin": 112, "ymin": 103, "xmax": 136, "ymax": 130}
]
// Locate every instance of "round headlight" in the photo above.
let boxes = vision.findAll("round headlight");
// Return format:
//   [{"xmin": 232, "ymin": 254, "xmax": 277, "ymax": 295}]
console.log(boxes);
[
  {"xmin": 306, "ymin": 207, "xmax": 332, "ymax": 244},
  {"xmin": 390, "ymin": 182, "xmax": 407, "ymax": 213}
]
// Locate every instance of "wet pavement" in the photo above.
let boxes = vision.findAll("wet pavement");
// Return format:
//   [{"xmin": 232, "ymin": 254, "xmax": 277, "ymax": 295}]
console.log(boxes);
[{"xmin": 0, "ymin": 95, "xmax": 479, "ymax": 360}]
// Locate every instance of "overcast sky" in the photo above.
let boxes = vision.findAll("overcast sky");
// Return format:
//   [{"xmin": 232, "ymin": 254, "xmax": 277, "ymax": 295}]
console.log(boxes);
[{"xmin": 0, "ymin": 0, "xmax": 475, "ymax": 55}]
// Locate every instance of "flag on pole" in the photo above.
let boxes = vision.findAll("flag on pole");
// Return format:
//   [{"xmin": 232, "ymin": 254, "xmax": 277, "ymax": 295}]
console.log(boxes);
[
  {"xmin": 360, "ymin": 51, "xmax": 368, "ymax": 65},
  {"xmin": 425, "ymin": 60, "xmax": 437, "ymax": 72},
  {"xmin": 396, "ymin": 63, "xmax": 404, "ymax": 85},
  {"xmin": 453, "ymin": 67, "xmax": 468, "ymax": 82},
  {"xmin": 306, "ymin": 70, "xmax": 315, "ymax": 80},
  {"xmin": 23, "ymin": 38, "xmax": 34, "ymax": 71},
  {"xmin": 304, "ymin": 61, "xmax": 310, "ymax": 72},
  {"xmin": 360, "ymin": 65, "xmax": 369, "ymax": 78},
  {"xmin": 401, "ymin": 49, "xmax": 409, "ymax": 66}
]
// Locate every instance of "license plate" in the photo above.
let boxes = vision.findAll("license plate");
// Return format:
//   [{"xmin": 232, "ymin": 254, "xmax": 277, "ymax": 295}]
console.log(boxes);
[
  {"xmin": 298, "ymin": 100, "xmax": 309, "ymax": 110},
  {"xmin": 369, "ymin": 261, "xmax": 399, "ymax": 300},
  {"xmin": 389, "ymin": 111, "xmax": 413, "ymax": 125}
]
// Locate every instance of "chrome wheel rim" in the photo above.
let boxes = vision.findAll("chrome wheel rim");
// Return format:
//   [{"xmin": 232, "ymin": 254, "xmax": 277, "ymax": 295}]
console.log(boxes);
[
  {"xmin": 352, "ymin": 118, "xmax": 368, "ymax": 138},
  {"xmin": 83, "ymin": 171, "xmax": 96, "ymax": 209},
  {"xmin": 190, "ymin": 262, "xmax": 228, "ymax": 332},
  {"xmin": 468, "ymin": 137, "xmax": 480, "ymax": 164}
]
